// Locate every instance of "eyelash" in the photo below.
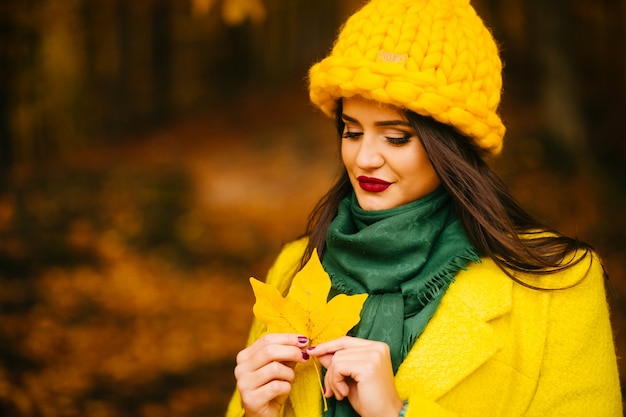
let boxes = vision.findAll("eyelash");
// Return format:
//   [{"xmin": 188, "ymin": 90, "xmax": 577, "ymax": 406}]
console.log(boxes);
[
  {"xmin": 341, "ymin": 131, "xmax": 412, "ymax": 146},
  {"xmin": 342, "ymin": 131, "xmax": 361, "ymax": 139}
]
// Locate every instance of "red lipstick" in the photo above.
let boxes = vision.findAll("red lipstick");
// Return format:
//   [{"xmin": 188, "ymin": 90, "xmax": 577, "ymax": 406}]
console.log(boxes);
[{"xmin": 357, "ymin": 176, "xmax": 392, "ymax": 192}]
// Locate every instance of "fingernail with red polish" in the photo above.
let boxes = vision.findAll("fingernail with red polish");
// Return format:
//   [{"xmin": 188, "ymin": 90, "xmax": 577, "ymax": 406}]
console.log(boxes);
[
  {"xmin": 302, "ymin": 351, "xmax": 309, "ymax": 360},
  {"xmin": 307, "ymin": 346, "xmax": 316, "ymax": 350},
  {"xmin": 298, "ymin": 336, "xmax": 308, "ymax": 344}
]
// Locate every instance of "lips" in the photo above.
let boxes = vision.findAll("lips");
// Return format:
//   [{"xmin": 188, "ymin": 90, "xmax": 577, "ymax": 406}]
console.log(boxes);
[{"xmin": 357, "ymin": 176, "xmax": 392, "ymax": 192}]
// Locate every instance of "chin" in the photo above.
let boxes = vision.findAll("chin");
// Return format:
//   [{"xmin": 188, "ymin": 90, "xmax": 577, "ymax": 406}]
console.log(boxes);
[{"xmin": 356, "ymin": 195, "xmax": 395, "ymax": 211}]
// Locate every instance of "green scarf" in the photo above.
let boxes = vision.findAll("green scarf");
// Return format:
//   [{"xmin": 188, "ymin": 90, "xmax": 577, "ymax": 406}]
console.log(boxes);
[{"xmin": 321, "ymin": 187, "xmax": 479, "ymax": 417}]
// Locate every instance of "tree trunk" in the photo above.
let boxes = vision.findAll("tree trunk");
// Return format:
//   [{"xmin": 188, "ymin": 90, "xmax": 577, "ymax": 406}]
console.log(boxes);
[{"xmin": 528, "ymin": 0, "xmax": 588, "ymax": 156}]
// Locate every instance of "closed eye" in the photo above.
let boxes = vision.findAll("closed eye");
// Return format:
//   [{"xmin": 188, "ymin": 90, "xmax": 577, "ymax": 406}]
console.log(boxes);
[
  {"xmin": 386, "ymin": 133, "xmax": 412, "ymax": 146},
  {"xmin": 342, "ymin": 131, "xmax": 362, "ymax": 139}
]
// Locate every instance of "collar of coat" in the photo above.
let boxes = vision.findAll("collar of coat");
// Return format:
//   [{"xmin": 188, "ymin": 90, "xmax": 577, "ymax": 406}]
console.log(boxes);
[{"xmin": 395, "ymin": 258, "xmax": 513, "ymax": 400}]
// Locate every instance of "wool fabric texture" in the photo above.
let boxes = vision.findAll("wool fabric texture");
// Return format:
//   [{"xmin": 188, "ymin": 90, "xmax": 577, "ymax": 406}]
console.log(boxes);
[
  {"xmin": 321, "ymin": 188, "xmax": 479, "ymax": 417},
  {"xmin": 225, "ymin": 239, "xmax": 622, "ymax": 417},
  {"xmin": 323, "ymin": 188, "xmax": 478, "ymax": 371},
  {"xmin": 308, "ymin": 0, "xmax": 506, "ymax": 156}
]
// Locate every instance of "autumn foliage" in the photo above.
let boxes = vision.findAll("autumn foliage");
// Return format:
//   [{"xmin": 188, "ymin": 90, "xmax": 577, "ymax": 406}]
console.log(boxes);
[{"xmin": 0, "ymin": 0, "xmax": 625, "ymax": 414}]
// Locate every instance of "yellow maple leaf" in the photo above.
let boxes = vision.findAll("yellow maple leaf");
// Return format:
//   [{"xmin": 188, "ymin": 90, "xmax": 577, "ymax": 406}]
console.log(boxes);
[
  {"xmin": 249, "ymin": 249, "xmax": 367, "ymax": 346},
  {"xmin": 249, "ymin": 249, "xmax": 367, "ymax": 412}
]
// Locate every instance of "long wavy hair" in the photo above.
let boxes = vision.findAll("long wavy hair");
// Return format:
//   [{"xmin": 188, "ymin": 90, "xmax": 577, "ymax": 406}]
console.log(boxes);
[{"xmin": 301, "ymin": 99, "xmax": 595, "ymax": 289}]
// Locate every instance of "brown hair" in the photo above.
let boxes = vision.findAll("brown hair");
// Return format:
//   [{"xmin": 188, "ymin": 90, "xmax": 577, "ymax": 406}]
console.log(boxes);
[{"xmin": 301, "ymin": 100, "xmax": 593, "ymax": 289}]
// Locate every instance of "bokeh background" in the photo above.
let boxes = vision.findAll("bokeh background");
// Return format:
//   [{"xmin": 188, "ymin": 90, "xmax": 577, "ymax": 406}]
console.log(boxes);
[{"xmin": 0, "ymin": 0, "xmax": 625, "ymax": 415}]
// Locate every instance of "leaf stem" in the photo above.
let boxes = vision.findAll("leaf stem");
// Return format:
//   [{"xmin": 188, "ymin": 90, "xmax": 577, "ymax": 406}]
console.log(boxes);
[{"xmin": 313, "ymin": 357, "xmax": 328, "ymax": 411}]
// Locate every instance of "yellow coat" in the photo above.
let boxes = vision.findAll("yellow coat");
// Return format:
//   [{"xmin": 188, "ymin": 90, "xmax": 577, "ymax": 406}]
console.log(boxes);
[{"xmin": 226, "ymin": 238, "xmax": 622, "ymax": 417}]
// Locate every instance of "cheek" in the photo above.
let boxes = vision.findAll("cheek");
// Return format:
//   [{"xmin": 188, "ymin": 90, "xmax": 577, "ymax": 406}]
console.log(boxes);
[
  {"xmin": 414, "ymin": 159, "xmax": 440, "ymax": 189},
  {"xmin": 392, "ymin": 151, "xmax": 424, "ymax": 175},
  {"xmin": 340, "ymin": 142, "xmax": 354, "ymax": 167},
  {"xmin": 397, "ymin": 150, "xmax": 439, "ymax": 184}
]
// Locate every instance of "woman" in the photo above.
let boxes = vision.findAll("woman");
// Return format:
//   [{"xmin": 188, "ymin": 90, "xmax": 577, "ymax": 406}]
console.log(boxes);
[{"xmin": 226, "ymin": 0, "xmax": 622, "ymax": 416}]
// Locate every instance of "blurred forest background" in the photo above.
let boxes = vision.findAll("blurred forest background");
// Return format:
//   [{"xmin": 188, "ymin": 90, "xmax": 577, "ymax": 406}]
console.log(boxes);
[{"xmin": 0, "ymin": 0, "xmax": 625, "ymax": 415}]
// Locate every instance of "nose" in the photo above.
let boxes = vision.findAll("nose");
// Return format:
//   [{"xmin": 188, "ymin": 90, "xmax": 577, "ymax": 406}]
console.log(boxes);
[{"xmin": 355, "ymin": 136, "xmax": 384, "ymax": 169}]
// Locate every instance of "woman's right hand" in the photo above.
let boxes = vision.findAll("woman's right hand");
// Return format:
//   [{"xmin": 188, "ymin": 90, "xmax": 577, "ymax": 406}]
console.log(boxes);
[{"xmin": 234, "ymin": 333, "xmax": 310, "ymax": 417}]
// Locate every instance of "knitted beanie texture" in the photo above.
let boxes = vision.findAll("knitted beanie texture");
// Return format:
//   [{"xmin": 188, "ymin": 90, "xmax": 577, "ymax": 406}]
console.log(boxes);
[{"xmin": 308, "ymin": 0, "xmax": 505, "ymax": 156}]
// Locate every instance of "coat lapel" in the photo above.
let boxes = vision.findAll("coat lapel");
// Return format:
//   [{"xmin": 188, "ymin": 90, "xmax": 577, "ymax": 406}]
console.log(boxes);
[{"xmin": 395, "ymin": 259, "xmax": 512, "ymax": 400}]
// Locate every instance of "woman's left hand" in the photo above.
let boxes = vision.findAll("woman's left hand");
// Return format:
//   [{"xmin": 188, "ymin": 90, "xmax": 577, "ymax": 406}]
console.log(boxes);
[{"xmin": 308, "ymin": 336, "xmax": 404, "ymax": 417}]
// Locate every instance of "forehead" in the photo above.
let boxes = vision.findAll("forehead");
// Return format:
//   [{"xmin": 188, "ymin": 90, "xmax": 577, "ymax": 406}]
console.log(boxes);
[{"xmin": 342, "ymin": 96, "xmax": 405, "ymax": 120}]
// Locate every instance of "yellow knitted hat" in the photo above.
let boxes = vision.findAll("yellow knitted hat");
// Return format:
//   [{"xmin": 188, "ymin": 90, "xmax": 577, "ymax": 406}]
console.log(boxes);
[{"xmin": 309, "ymin": 0, "xmax": 505, "ymax": 156}]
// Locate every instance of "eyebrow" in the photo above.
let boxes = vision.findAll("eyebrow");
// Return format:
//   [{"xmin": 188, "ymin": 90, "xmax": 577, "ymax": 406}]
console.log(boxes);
[{"xmin": 341, "ymin": 113, "xmax": 412, "ymax": 127}]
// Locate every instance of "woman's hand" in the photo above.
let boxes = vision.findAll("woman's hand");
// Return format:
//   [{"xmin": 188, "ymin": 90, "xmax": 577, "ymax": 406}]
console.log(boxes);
[
  {"xmin": 234, "ymin": 333, "xmax": 310, "ymax": 417},
  {"xmin": 308, "ymin": 336, "xmax": 404, "ymax": 417}
]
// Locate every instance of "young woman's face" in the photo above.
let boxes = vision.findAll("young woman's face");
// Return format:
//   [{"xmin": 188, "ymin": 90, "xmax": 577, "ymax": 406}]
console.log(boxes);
[{"xmin": 341, "ymin": 96, "xmax": 441, "ymax": 211}]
